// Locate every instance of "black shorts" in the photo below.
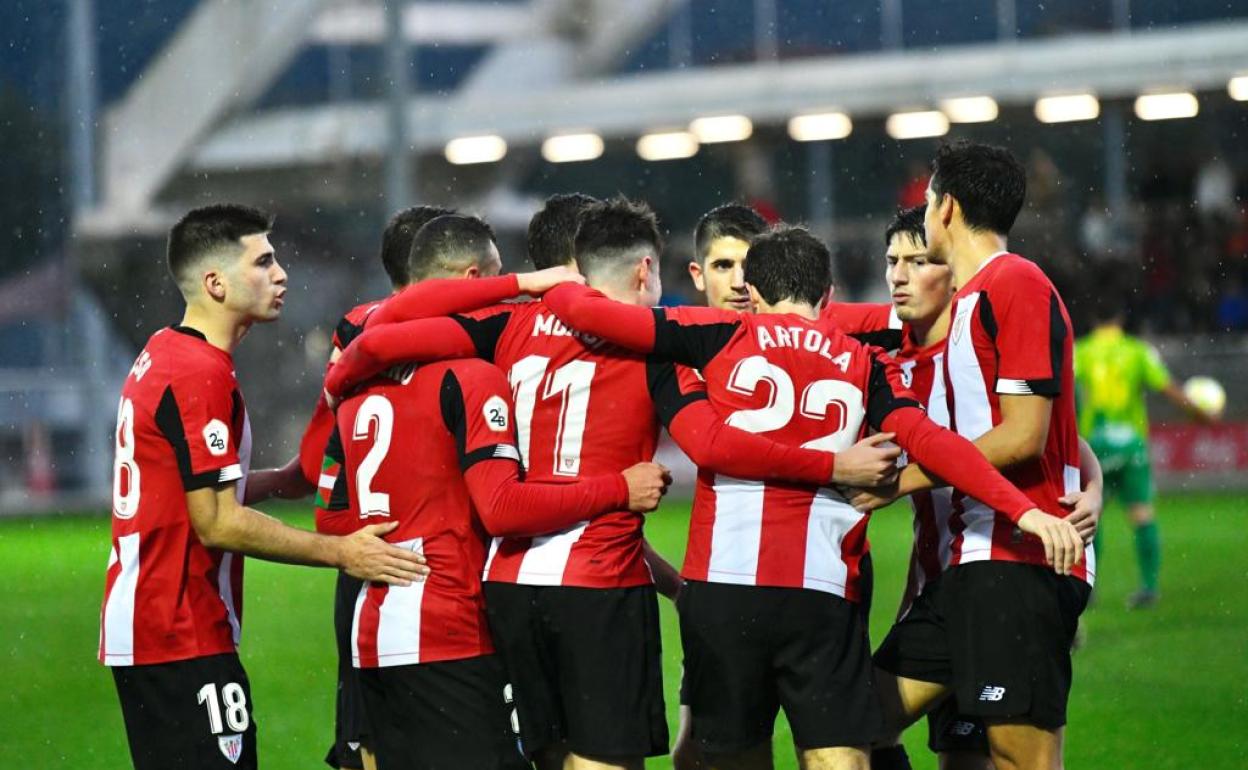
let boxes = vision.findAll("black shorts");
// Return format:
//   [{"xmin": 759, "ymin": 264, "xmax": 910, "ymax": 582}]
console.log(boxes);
[
  {"xmin": 926, "ymin": 699, "xmax": 988, "ymax": 755},
  {"xmin": 358, "ymin": 655, "xmax": 527, "ymax": 770},
  {"xmin": 483, "ymin": 582, "xmax": 668, "ymax": 759},
  {"xmin": 325, "ymin": 572, "xmax": 370, "ymax": 769},
  {"xmin": 112, "ymin": 653, "xmax": 257, "ymax": 770},
  {"xmin": 678, "ymin": 580, "xmax": 884, "ymax": 754},
  {"xmin": 874, "ymin": 561, "xmax": 1091, "ymax": 730}
]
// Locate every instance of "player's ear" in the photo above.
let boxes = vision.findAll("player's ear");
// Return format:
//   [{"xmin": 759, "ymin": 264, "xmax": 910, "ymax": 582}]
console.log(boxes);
[
  {"xmin": 940, "ymin": 193, "xmax": 956, "ymax": 227},
  {"xmin": 202, "ymin": 268, "xmax": 227, "ymax": 302},
  {"xmin": 462, "ymin": 264, "xmax": 480, "ymax": 280},
  {"xmin": 636, "ymin": 256, "xmax": 653, "ymax": 289},
  {"xmin": 688, "ymin": 260, "xmax": 705, "ymax": 292}
]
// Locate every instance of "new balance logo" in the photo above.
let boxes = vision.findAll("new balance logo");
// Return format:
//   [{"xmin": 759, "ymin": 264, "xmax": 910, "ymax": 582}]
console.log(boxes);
[
  {"xmin": 978, "ymin": 685, "xmax": 1006, "ymax": 702},
  {"xmin": 950, "ymin": 720, "xmax": 977, "ymax": 736}
]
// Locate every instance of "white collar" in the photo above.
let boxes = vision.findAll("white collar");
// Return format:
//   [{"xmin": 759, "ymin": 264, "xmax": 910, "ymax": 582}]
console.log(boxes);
[{"xmin": 974, "ymin": 251, "xmax": 1009, "ymax": 276}]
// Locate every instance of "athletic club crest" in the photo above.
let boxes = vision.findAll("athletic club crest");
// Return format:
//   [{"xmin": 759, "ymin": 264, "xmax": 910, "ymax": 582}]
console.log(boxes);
[{"xmin": 218, "ymin": 734, "xmax": 243, "ymax": 764}]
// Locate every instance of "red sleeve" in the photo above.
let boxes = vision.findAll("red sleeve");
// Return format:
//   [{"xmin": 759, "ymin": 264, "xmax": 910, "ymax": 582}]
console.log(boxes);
[
  {"xmin": 988, "ymin": 260, "xmax": 1067, "ymax": 397},
  {"xmin": 465, "ymin": 460, "xmax": 630, "ymax": 537},
  {"xmin": 543, "ymin": 284, "xmax": 658, "ymax": 351},
  {"xmin": 324, "ymin": 318, "xmax": 479, "ymax": 402},
  {"xmin": 883, "ymin": 406, "xmax": 1033, "ymax": 523},
  {"xmin": 649, "ymin": 360, "xmax": 836, "ymax": 484},
  {"xmin": 439, "ymin": 361, "xmax": 630, "ymax": 536},
  {"xmin": 667, "ymin": 400, "xmax": 836, "ymax": 484},
  {"xmin": 543, "ymin": 284, "xmax": 742, "ymax": 369},
  {"xmin": 158, "ymin": 370, "xmax": 243, "ymax": 491},
  {"xmin": 297, "ymin": 376, "xmax": 334, "ymax": 485},
  {"xmin": 365, "ymin": 274, "xmax": 520, "ymax": 327}
]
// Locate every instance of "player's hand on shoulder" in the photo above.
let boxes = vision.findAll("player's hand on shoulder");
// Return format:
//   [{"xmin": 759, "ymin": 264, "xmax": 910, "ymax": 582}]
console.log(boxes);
[
  {"xmin": 1017, "ymin": 509, "xmax": 1084, "ymax": 575},
  {"xmin": 516, "ymin": 266, "xmax": 585, "ymax": 296},
  {"xmin": 338, "ymin": 521, "xmax": 431, "ymax": 585},
  {"xmin": 622, "ymin": 462, "xmax": 673, "ymax": 513},
  {"xmin": 831, "ymin": 432, "xmax": 901, "ymax": 488},
  {"xmin": 1059, "ymin": 489, "xmax": 1101, "ymax": 546}
]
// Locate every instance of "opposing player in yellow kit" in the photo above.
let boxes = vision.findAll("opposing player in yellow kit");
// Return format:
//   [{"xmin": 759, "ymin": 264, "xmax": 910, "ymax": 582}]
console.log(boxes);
[{"xmin": 1074, "ymin": 298, "xmax": 1216, "ymax": 608}]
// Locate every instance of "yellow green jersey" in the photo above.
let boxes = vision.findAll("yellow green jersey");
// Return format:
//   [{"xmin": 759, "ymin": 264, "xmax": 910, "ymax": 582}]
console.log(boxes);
[{"xmin": 1074, "ymin": 326, "xmax": 1171, "ymax": 440}]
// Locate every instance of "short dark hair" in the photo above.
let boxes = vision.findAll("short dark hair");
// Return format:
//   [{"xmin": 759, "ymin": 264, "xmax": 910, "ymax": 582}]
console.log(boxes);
[
  {"xmin": 930, "ymin": 140, "xmax": 1026, "ymax": 236},
  {"xmin": 167, "ymin": 204, "xmax": 274, "ymax": 289},
  {"xmin": 743, "ymin": 225, "xmax": 831, "ymax": 307},
  {"xmin": 528, "ymin": 193, "xmax": 599, "ymax": 270},
  {"xmin": 884, "ymin": 205, "xmax": 927, "ymax": 247},
  {"xmin": 573, "ymin": 197, "xmax": 662, "ymax": 281},
  {"xmin": 407, "ymin": 214, "xmax": 497, "ymax": 281},
  {"xmin": 694, "ymin": 204, "xmax": 767, "ymax": 263},
  {"xmin": 381, "ymin": 205, "xmax": 456, "ymax": 287}
]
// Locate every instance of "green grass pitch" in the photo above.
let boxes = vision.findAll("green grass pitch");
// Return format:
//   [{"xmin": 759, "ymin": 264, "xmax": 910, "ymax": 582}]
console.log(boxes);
[{"xmin": 2, "ymin": 493, "xmax": 1245, "ymax": 768}]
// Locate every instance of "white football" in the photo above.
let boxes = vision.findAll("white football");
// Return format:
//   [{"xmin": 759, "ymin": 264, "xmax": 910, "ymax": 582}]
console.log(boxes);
[{"xmin": 1183, "ymin": 376, "xmax": 1226, "ymax": 419}]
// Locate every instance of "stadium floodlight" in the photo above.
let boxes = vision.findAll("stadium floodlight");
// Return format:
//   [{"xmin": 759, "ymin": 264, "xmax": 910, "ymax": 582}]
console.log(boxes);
[
  {"xmin": 1230, "ymin": 76, "xmax": 1248, "ymax": 101},
  {"xmin": 636, "ymin": 130, "xmax": 699, "ymax": 161},
  {"xmin": 885, "ymin": 110, "xmax": 950, "ymax": 140},
  {"xmin": 787, "ymin": 112, "xmax": 853, "ymax": 141},
  {"xmin": 445, "ymin": 135, "xmax": 507, "ymax": 165},
  {"xmin": 941, "ymin": 96, "xmax": 999, "ymax": 123},
  {"xmin": 541, "ymin": 133, "xmax": 605, "ymax": 163},
  {"xmin": 1134, "ymin": 92, "xmax": 1199, "ymax": 121},
  {"xmin": 689, "ymin": 115, "xmax": 754, "ymax": 144},
  {"xmin": 1034, "ymin": 94, "xmax": 1100, "ymax": 123}
]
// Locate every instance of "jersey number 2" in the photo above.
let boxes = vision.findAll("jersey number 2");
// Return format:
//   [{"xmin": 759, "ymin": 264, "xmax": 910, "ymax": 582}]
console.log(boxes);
[{"xmin": 352, "ymin": 395, "xmax": 394, "ymax": 517}]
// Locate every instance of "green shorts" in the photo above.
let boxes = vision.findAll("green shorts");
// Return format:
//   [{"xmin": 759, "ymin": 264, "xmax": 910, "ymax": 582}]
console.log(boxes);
[{"xmin": 1088, "ymin": 427, "xmax": 1154, "ymax": 506}]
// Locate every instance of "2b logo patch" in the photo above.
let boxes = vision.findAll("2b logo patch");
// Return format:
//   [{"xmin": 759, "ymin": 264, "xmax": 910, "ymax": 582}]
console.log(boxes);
[
  {"xmin": 483, "ymin": 396, "xmax": 510, "ymax": 432},
  {"xmin": 203, "ymin": 419, "xmax": 230, "ymax": 457}
]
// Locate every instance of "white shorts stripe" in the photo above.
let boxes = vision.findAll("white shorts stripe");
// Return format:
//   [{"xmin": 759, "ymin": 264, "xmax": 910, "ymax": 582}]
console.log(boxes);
[
  {"xmin": 102, "ymin": 533, "xmax": 141, "ymax": 666},
  {"xmin": 515, "ymin": 523, "xmax": 588, "ymax": 585},
  {"xmin": 705, "ymin": 476, "xmax": 765, "ymax": 585}
]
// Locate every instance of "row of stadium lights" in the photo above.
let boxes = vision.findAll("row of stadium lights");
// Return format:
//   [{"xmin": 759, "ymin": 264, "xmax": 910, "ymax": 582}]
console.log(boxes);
[{"xmin": 444, "ymin": 77, "xmax": 1248, "ymax": 165}]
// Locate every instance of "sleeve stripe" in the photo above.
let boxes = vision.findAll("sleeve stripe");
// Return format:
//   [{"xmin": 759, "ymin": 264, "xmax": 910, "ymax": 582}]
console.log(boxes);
[
  {"xmin": 217, "ymin": 464, "xmax": 243, "ymax": 483},
  {"xmin": 996, "ymin": 378, "xmax": 1035, "ymax": 395},
  {"xmin": 460, "ymin": 443, "xmax": 521, "ymax": 472}
]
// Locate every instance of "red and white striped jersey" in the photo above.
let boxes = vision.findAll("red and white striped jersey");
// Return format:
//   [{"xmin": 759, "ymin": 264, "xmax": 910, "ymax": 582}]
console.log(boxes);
[
  {"xmin": 647, "ymin": 308, "xmax": 920, "ymax": 600},
  {"xmin": 943, "ymin": 253, "xmax": 1094, "ymax": 584},
  {"xmin": 302, "ymin": 299, "xmax": 384, "ymax": 532},
  {"xmin": 328, "ymin": 359, "xmax": 519, "ymax": 667},
  {"xmin": 455, "ymin": 301, "xmax": 704, "ymax": 589},
  {"xmin": 99, "ymin": 326, "xmax": 251, "ymax": 666},
  {"xmin": 894, "ymin": 336, "xmax": 953, "ymax": 594}
]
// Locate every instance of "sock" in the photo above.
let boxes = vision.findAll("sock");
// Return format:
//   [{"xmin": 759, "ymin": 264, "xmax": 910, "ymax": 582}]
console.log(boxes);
[
  {"xmin": 1134, "ymin": 521, "xmax": 1160, "ymax": 593},
  {"xmin": 871, "ymin": 745, "xmax": 913, "ymax": 770}
]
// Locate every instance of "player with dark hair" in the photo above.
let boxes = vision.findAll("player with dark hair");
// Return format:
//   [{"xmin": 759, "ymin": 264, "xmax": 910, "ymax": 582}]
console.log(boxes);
[
  {"xmin": 688, "ymin": 203, "xmax": 767, "ymax": 311},
  {"xmin": 528, "ymin": 192, "xmax": 600, "ymax": 269},
  {"xmin": 320, "ymin": 211, "xmax": 672, "ymax": 768},
  {"xmin": 100, "ymin": 205, "xmax": 429, "ymax": 770},
  {"xmin": 863, "ymin": 206, "xmax": 1104, "ymax": 770},
  {"xmin": 324, "ymin": 199, "xmax": 905, "ymax": 770},
  {"xmin": 537, "ymin": 222, "xmax": 1078, "ymax": 770},
  {"xmin": 859, "ymin": 141, "xmax": 1090, "ymax": 770},
  {"xmin": 294, "ymin": 205, "xmax": 574, "ymax": 770}
]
